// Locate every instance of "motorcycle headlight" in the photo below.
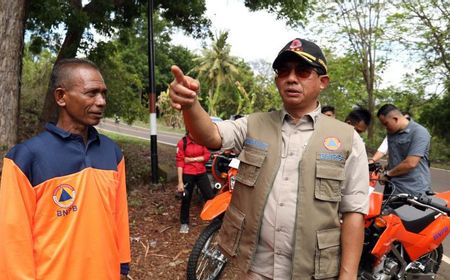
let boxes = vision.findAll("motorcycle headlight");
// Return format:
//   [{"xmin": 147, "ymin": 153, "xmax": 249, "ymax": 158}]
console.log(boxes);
[{"xmin": 374, "ymin": 217, "xmax": 387, "ymax": 228}]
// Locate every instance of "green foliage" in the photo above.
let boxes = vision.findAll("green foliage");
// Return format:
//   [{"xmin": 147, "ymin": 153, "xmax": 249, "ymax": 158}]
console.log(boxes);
[
  {"xmin": 312, "ymin": 0, "xmax": 391, "ymax": 140},
  {"xmin": 420, "ymin": 91, "xmax": 450, "ymax": 144},
  {"xmin": 387, "ymin": 0, "xmax": 450, "ymax": 84},
  {"xmin": 86, "ymin": 11, "xmax": 198, "ymax": 124},
  {"xmin": 385, "ymin": 0, "xmax": 450, "ymax": 148},
  {"xmin": 156, "ymin": 0, "xmax": 211, "ymax": 38},
  {"xmin": 26, "ymin": 0, "xmax": 211, "ymax": 55},
  {"xmin": 429, "ymin": 136, "xmax": 450, "ymax": 167},
  {"xmin": 20, "ymin": 46, "xmax": 55, "ymax": 139},
  {"xmin": 191, "ymin": 31, "xmax": 241, "ymax": 116},
  {"xmin": 156, "ymin": 90, "xmax": 183, "ymax": 129},
  {"xmin": 21, "ymin": 46, "xmax": 55, "ymax": 110},
  {"xmin": 88, "ymin": 39, "xmax": 147, "ymax": 124},
  {"xmin": 320, "ymin": 51, "xmax": 367, "ymax": 119},
  {"xmin": 244, "ymin": 0, "xmax": 310, "ymax": 27}
]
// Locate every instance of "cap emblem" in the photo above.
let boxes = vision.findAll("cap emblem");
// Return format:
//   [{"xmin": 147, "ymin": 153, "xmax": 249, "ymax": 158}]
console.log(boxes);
[{"xmin": 289, "ymin": 39, "xmax": 304, "ymax": 52}]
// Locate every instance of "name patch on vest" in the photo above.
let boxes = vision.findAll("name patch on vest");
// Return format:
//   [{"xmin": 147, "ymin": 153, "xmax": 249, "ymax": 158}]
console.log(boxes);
[
  {"xmin": 319, "ymin": 153, "xmax": 345, "ymax": 162},
  {"xmin": 244, "ymin": 138, "xmax": 269, "ymax": 150}
]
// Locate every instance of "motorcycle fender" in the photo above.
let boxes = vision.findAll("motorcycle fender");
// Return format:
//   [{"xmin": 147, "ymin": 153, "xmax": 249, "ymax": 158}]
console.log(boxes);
[{"xmin": 200, "ymin": 192, "xmax": 232, "ymax": 221}]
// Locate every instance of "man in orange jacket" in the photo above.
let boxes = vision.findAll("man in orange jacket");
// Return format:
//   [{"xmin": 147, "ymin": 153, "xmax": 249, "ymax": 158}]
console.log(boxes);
[{"xmin": 0, "ymin": 58, "xmax": 131, "ymax": 280}]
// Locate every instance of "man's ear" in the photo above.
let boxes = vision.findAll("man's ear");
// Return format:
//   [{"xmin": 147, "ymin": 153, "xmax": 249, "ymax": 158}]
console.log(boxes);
[
  {"xmin": 54, "ymin": 88, "xmax": 66, "ymax": 107},
  {"xmin": 319, "ymin": 75, "xmax": 330, "ymax": 89}
]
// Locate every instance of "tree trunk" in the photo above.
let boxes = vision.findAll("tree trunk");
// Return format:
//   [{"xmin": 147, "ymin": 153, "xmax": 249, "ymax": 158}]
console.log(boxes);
[{"xmin": 0, "ymin": 0, "xmax": 27, "ymax": 151}]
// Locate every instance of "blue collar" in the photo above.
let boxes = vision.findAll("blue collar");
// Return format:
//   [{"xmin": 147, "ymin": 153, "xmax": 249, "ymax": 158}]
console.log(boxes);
[{"xmin": 45, "ymin": 122, "xmax": 99, "ymax": 143}]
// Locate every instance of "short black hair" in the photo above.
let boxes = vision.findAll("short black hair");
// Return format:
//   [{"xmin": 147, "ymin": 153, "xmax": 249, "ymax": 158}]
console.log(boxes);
[
  {"xmin": 50, "ymin": 58, "xmax": 100, "ymax": 93},
  {"xmin": 401, "ymin": 111, "xmax": 412, "ymax": 120},
  {"xmin": 345, "ymin": 107, "xmax": 372, "ymax": 126},
  {"xmin": 321, "ymin": 105, "xmax": 335, "ymax": 114},
  {"xmin": 377, "ymin": 104, "xmax": 401, "ymax": 117}
]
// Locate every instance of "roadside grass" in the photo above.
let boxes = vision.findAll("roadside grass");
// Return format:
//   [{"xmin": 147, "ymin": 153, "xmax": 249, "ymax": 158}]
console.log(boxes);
[
  {"xmin": 102, "ymin": 130, "xmax": 148, "ymax": 146},
  {"xmin": 431, "ymin": 162, "xmax": 450, "ymax": 170},
  {"xmin": 101, "ymin": 130, "xmax": 177, "ymax": 192}
]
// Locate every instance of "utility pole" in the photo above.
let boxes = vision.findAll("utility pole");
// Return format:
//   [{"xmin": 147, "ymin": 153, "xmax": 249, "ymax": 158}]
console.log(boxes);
[{"xmin": 148, "ymin": 0, "xmax": 158, "ymax": 183}]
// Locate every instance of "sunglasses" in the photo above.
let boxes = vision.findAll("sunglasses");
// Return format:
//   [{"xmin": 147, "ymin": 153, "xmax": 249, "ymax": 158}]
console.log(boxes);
[{"xmin": 274, "ymin": 64, "xmax": 321, "ymax": 79}]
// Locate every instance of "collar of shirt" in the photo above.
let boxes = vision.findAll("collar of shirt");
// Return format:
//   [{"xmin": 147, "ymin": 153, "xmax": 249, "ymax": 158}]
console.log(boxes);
[
  {"xmin": 396, "ymin": 120, "xmax": 414, "ymax": 135},
  {"xmin": 280, "ymin": 104, "xmax": 321, "ymax": 129},
  {"xmin": 45, "ymin": 122, "xmax": 100, "ymax": 145}
]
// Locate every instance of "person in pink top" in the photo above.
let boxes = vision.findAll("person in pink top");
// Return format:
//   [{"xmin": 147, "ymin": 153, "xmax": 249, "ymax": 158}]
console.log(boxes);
[{"xmin": 176, "ymin": 132, "xmax": 214, "ymax": 233}]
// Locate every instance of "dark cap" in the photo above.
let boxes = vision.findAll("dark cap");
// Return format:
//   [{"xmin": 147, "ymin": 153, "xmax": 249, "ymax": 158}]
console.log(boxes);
[{"xmin": 272, "ymin": 38, "xmax": 328, "ymax": 75}]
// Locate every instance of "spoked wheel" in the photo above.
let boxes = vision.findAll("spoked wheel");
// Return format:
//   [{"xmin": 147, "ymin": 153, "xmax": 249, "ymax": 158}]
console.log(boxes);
[{"xmin": 187, "ymin": 219, "xmax": 227, "ymax": 280}]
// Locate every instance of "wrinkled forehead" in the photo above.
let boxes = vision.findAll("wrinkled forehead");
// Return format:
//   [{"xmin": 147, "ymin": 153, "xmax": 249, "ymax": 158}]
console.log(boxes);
[{"xmin": 64, "ymin": 66, "xmax": 104, "ymax": 87}]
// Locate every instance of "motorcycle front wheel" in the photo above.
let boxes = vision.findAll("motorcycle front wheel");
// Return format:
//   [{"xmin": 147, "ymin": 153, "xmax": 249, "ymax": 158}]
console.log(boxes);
[
  {"xmin": 187, "ymin": 218, "xmax": 227, "ymax": 280},
  {"xmin": 407, "ymin": 244, "xmax": 443, "ymax": 274}
]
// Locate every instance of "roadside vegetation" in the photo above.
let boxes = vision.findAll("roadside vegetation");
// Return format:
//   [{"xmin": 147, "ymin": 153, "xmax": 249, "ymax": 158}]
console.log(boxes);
[{"xmin": 6, "ymin": 0, "xmax": 446, "ymax": 172}]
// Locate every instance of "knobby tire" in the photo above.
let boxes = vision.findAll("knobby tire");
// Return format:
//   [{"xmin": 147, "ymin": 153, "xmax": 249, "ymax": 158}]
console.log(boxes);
[{"xmin": 187, "ymin": 219, "xmax": 226, "ymax": 280}]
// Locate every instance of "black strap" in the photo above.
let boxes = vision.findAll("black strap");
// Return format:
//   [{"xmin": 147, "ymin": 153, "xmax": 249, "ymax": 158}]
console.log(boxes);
[{"xmin": 182, "ymin": 136, "xmax": 187, "ymax": 152}]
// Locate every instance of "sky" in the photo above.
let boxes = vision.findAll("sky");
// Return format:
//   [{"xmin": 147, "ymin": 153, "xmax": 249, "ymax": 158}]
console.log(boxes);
[
  {"xmin": 171, "ymin": 0, "xmax": 300, "ymax": 63},
  {"xmin": 171, "ymin": 0, "xmax": 408, "ymax": 87}
]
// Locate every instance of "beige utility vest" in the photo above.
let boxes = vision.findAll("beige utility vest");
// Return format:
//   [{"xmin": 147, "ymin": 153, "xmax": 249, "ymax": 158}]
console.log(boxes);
[{"xmin": 218, "ymin": 111, "xmax": 354, "ymax": 279}]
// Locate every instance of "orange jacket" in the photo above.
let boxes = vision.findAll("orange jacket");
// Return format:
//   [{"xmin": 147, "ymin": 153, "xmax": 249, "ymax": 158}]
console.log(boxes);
[{"xmin": 0, "ymin": 123, "xmax": 130, "ymax": 280}]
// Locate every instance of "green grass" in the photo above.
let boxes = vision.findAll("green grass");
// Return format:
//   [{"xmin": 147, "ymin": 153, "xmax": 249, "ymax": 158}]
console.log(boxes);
[
  {"xmin": 101, "ymin": 130, "xmax": 148, "ymax": 146},
  {"xmin": 431, "ymin": 162, "xmax": 450, "ymax": 170}
]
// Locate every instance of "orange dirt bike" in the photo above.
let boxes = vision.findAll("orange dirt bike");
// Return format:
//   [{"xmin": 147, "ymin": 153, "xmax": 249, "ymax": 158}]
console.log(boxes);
[
  {"xmin": 187, "ymin": 153, "xmax": 238, "ymax": 280},
  {"xmin": 360, "ymin": 163, "xmax": 450, "ymax": 279},
  {"xmin": 187, "ymin": 159, "xmax": 450, "ymax": 280}
]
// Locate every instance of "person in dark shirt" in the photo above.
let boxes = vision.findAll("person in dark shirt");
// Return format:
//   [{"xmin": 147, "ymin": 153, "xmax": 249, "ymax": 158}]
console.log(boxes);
[
  {"xmin": 321, "ymin": 105, "xmax": 336, "ymax": 118},
  {"xmin": 377, "ymin": 104, "xmax": 431, "ymax": 195},
  {"xmin": 345, "ymin": 107, "xmax": 372, "ymax": 134}
]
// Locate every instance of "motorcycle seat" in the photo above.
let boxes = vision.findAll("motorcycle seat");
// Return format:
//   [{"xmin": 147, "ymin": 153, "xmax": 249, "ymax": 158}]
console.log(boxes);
[{"xmin": 394, "ymin": 197, "xmax": 447, "ymax": 234}]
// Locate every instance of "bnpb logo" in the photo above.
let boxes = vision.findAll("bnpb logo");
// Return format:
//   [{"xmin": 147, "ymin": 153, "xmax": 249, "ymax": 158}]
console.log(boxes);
[
  {"xmin": 52, "ymin": 184, "xmax": 76, "ymax": 208},
  {"xmin": 323, "ymin": 137, "xmax": 341, "ymax": 151}
]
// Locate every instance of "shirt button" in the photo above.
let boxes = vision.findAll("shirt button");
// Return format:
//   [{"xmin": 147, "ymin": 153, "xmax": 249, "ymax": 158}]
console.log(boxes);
[
  {"xmin": 289, "ymin": 152, "xmax": 294, "ymax": 156},
  {"xmin": 276, "ymin": 227, "xmax": 282, "ymax": 232},
  {"xmin": 275, "ymin": 251, "xmax": 282, "ymax": 255},
  {"xmin": 284, "ymin": 177, "xmax": 289, "ymax": 181},
  {"xmin": 279, "ymin": 202, "xmax": 284, "ymax": 207}
]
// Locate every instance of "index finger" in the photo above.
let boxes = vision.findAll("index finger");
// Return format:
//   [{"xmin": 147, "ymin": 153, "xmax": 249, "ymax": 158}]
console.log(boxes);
[{"xmin": 171, "ymin": 65, "xmax": 188, "ymax": 86}]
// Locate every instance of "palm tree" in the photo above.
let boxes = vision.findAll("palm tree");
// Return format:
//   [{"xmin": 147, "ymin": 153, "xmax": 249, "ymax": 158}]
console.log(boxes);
[{"xmin": 192, "ymin": 31, "xmax": 240, "ymax": 116}]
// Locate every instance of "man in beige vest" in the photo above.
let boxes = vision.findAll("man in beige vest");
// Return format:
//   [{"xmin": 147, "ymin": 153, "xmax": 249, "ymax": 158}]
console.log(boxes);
[{"xmin": 169, "ymin": 38, "xmax": 369, "ymax": 280}]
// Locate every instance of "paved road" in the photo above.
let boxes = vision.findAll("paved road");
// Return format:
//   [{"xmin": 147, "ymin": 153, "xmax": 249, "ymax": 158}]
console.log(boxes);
[
  {"xmin": 97, "ymin": 119, "xmax": 450, "ymax": 279},
  {"xmin": 97, "ymin": 119, "xmax": 182, "ymax": 146}
]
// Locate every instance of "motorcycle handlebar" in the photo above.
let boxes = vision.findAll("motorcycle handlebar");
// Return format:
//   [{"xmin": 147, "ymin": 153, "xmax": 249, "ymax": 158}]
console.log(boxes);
[
  {"xmin": 389, "ymin": 193, "xmax": 450, "ymax": 216},
  {"xmin": 416, "ymin": 194, "xmax": 450, "ymax": 216},
  {"xmin": 368, "ymin": 162, "xmax": 382, "ymax": 172}
]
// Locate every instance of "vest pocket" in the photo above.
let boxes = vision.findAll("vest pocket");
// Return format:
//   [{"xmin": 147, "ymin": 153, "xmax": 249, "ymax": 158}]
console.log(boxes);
[
  {"xmin": 315, "ymin": 160, "xmax": 345, "ymax": 202},
  {"xmin": 235, "ymin": 146, "xmax": 267, "ymax": 187},
  {"xmin": 218, "ymin": 204, "xmax": 245, "ymax": 257},
  {"xmin": 314, "ymin": 227, "xmax": 341, "ymax": 279}
]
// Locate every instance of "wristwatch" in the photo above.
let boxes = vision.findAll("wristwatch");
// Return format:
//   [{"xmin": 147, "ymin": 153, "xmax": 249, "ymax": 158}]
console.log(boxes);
[{"xmin": 383, "ymin": 170, "xmax": 392, "ymax": 179}]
